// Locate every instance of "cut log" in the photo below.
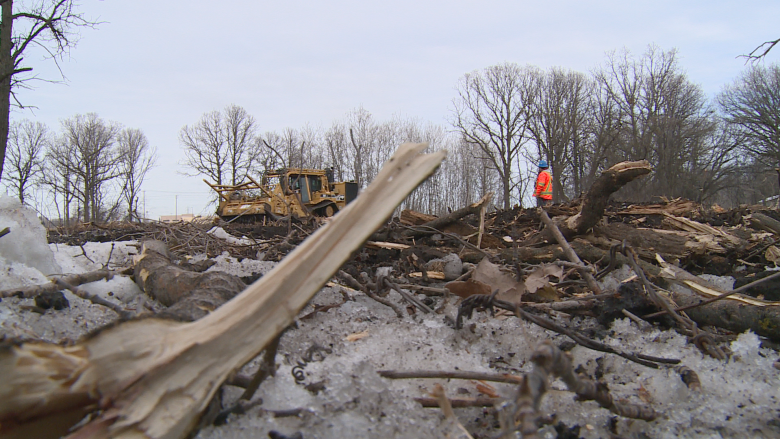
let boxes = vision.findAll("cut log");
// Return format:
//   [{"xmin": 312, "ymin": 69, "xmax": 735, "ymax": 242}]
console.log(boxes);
[
  {"xmin": 0, "ymin": 142, "xmax": 446, "ymax": 439},
  {"xmin": 133, "ymin": 240, "xmax": 247, "ymax": 321},
  {"xmin": 559, "ymin": 161, "xmax": 652, "ymax": 239}
]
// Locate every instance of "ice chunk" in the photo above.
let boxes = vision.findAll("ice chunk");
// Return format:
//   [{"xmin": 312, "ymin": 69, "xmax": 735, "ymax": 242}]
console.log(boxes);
[{"xmin": 0, "ymin": 195, "xmax": 60, "ymax": 277}]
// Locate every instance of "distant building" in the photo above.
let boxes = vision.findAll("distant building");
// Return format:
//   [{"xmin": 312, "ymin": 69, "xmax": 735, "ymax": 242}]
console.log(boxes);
[{"xmin": 159, "ymin": 213, "xmax": 196, "ymax": 223}]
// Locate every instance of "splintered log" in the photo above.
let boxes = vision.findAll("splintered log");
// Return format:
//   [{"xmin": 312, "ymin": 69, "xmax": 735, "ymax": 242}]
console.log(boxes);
[
  {"xmin": 0, "ymin": 143, "xmax": 446, "ymax": 439},
  {"xmin": 402, "ymin": 193, "xmax": 494, "ymax": 238},
  {"xmin": 558, "ymin": 161, "xmax": 652, "ymax": 239},
  {"xmin": 748, "ymin": 212, "xmax": 780, "ymax": 237},
  {"xmin": 658, "ymin": 259, "xmax": 780, "ymax": 342}
]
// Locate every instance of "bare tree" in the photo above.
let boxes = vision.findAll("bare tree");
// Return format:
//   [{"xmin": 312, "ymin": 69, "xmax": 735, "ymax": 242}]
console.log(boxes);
[
  {"xmin": 451, "ymin": 62, "xmax": 538, "ymax": 209},
  {"xmin": 180, "ymin": 110, "xmax": 226, "ymax": 185},
  {"xmin": 717, "ymin": 64, "xmax": 780, "ymax": 167},
  {"xmin": 42, "ymin": 135, "xmax": 76, "ymax": 225},
  {"xmin": 117, "ymin": 128, "xmax": 156, "ymax": 221},
  {"xmin": 590, "ymin": 46, "xmax": 717, "ymax": 200},
  {"xmin": 3, "ymin": 118, "xmax": 47, "ymax": 203},
  {"xmin": 223, "ymin": 104, "xmax": 257, "ymax": 185},
  {"xmin": 0, "ymin": 0, "xmax": 96, "ymax": 180},
  {"xmin": 324, "ymin": 121, "xmax": 349, "ymax": 182},
  {"xmin": 60, "ymin": 113, "xmax": 122, "ymax": 222},
  {"xmin": 527, "ymin": 67, "xmax": 591, "ymax": 202},
  {"xmin": 346, "ymin": 106, "xmax": 378, "ymax": 188}
]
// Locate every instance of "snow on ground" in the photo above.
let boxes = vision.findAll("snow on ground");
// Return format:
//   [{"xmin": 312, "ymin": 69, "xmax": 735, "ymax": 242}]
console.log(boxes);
[{"xmin": 0, "ymin": 196, "xmax": 779, "ymax": 438}]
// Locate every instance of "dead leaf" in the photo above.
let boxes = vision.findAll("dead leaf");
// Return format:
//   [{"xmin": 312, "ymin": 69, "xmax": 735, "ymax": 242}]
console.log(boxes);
[
  {"xmin": 472, "ymin": 258, "xmax": 526, "ymax": 303},
  {"xmin": 524, "ymin": 264, "xmax": 564, "ymax": 294},
  {"xmin": 474, "ymin": 381, "xmax": 499, "ymax": 398},
  {"xmin": 765, "ymin": 245, "xmax": 780, "ymax": 265},
  {"xmin": 345, "ymin": 330, "xmax": 369, "ymax": 342},
  {"xmin": 445, "ymin": 278, "xmax": 492, "ymax": 298}
]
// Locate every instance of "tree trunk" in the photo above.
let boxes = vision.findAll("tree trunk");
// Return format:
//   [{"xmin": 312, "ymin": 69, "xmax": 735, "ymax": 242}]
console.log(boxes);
[{"xmin": 0, "ymin": 0, "xmax": 14, "ymax": 180}]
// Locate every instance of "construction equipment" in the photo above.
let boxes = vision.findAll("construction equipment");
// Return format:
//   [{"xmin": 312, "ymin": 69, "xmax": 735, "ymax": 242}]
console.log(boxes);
[{"xmin": 205, "ymin": 168, "xmax": 358, "ymax": 221}]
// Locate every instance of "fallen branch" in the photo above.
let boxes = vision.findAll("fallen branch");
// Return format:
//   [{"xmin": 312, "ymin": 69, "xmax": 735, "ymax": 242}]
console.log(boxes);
[
  {"xmin": 53, "ymin": 278, "xmax": 133, "ymax": 320},
  {"xmin": 498, "ymin": 340, "xmax": 656, "ymax": 439},
  {"xmin": 0, "ymin": 142, "xmax": 446, "ymax": 439},
  {"xmin": 539, "ymin": 209, "xmax": 601, "ymax": 294},
  {"xmin": 378, "ymin": 369, "xmax": 523, "ymax": 384},
  {"xmin": 0, "ymin": 269, "xmax": 115, "ymax": 299},
  {"xmin": 559, "ymin": 160, "xmax": 652, "ymax": 239},
  {"xmin": 402, "ymin": 193, "xmax": 493, "ymax": 238}
]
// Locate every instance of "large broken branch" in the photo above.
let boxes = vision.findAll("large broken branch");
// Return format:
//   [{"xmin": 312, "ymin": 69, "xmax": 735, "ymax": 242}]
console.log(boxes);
[
  {"xmin": 402, "ymin": 192, "xmax": 493, "ymax": 238},
  {"xmin": 559, "ymin": 161, "xmax": 651, "ymax": 239},
  {"xmin": 0, "ymin": 143, "xmax": 446, "ymax": 439}
]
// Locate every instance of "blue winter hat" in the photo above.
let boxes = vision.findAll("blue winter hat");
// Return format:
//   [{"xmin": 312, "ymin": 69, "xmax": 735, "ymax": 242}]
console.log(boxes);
[{"xmin": 538, "ymin": 160, "xmax": 548, "ymax": 168}]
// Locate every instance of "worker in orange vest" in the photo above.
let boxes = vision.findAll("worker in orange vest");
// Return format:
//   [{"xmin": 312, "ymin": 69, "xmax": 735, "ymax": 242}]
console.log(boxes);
[{"xmin": 533, "ymin": 160, "xmax": 553, "ymax": 207}]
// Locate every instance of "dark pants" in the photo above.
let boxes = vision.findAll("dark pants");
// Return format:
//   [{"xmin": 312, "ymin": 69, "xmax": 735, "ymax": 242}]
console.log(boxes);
[{"xmin": 536, "ymin": 197, "xmax": 551, "ymax": 207}]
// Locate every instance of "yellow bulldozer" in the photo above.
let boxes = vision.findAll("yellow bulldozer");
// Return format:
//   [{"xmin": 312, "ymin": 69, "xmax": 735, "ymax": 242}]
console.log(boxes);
[{"xmin": 205, "ymin": 168, "xmax": 358, "ymax": 221}]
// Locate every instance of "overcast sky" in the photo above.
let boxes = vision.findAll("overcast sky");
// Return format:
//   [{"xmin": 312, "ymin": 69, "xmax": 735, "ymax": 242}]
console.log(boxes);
[{"xmin": 9, "ymin": 0, "xmax": 780, "ymax": 219}]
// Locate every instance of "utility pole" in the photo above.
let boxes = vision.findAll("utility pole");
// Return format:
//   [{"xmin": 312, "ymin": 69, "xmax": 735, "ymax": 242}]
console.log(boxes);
[
  {"xmin": 143, "ymin": 191, "xmax": 146, "ymax": 221},
  {"xmin": 175, "ymin": 195, "xmax": 178, "ymax": 220}
]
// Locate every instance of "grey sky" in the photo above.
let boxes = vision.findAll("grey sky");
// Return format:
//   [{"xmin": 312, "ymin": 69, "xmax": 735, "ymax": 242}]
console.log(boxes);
[{"xmin": 10, "ymin": 0, "xmax": 780, "ymax": 219}]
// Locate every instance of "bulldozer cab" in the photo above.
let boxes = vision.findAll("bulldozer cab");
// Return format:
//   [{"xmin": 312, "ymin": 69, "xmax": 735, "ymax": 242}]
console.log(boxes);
[{"xmin": 288, "ymin": 173, "xmax": 324, "ymax": 204}]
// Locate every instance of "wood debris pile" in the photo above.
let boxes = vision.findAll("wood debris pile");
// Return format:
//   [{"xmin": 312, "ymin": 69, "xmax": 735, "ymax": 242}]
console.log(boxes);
[{"xmin": 1, "ymin": 151, "xmax": 779, "ymax": 439}]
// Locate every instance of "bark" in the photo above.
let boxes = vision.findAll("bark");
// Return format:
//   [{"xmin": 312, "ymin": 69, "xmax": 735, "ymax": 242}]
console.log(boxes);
[
  {"xmin": 0, "ymin": 1, "xmax": 13, "ymax": 180},
  {"xmin": 670, "ymin": 288, "xmax": 780, "ymax": 342},
  {"xmin": 0, "ymin": 142, "xmax": 445, "ymax": 439}
]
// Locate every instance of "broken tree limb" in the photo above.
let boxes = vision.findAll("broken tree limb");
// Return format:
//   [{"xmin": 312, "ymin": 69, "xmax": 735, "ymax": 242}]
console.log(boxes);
[
  {"xmin": 748, "ymin": 212, "xmax": 780, "ymax": 237},
  {"xmin": 559, "ymin": 160, "xmax": 652, "ymax": 239},
  {"xmin": 402, "ymin": 192, "xmax": 493, "ymax": 238},
  {"xmin": 53, "ymin": 278, "xmax": 133, "ymax": 320},
  {"xmin": 0, "ymin": 142, "xmax": 446, "ymax": 439},
  {"xmin": 133, "ymin": 240, "xmax": 247, "ymax": 321},
  {"xmin": 539, "ymin": 209, "xmax": 602, "ymax": 294},
  {"xmin": 654, "ymin": 257, "xmax": 780, "ymax": 342},
  {"xmin": 0, "ymin": 269, "xmax": 115, "ymax": 299}
]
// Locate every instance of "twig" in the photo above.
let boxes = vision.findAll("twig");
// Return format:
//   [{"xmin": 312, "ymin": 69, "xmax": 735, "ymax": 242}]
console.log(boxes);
[
  {"xmin": 531, "ymin": 341, "xmax": 656, "ymax": 421},
  {"xmin": 643, "ymin": 270, "xmax": 780, "ymax": 318},
  {"xmin": 455, "ymin": 294, "xmax": 680, "ymax": 368},
  {"xmin": 0, "ymin": 227, "xmax": 9, "ymax": 239},
  {"xmin": 53, "ymin": 278, "xmax": 132, "ymax": 319},
  {"xmin": 78, "ymin": 243, "xmax": 95, "ymax": 263},
  {"xmin": 414, "ymin": 397, "xmax": 497, "ymax": 408},
  {"xmin": 338, "ymin": 271, "xmax": 405, "ymax": 318},
  {"xmin": 239, "ymin": 333, "xmax": 282, "ymax": 401},
  {"xmin": 621, "ymin": 309, "xmax": 652, "ymax": 331},
  {"xmin": 382, "ymin": 277, "xmax": 433, "ymax": 313},
  {"xmin": 0, "ymin": 269, "xmax": 115, "ymax": 298},
  {"xmin": 431, "ymin": 383, "xmax": 475, "ymax": 439},
  {"xmin": 611, "ymin": 242, "xmax": 727, "ymax": 360},
  {"xmin": 378, "ymin": 369, "xmax": 523, "ymax": 384},
  {"xmin": 538, "ymin": 209, "xmax": 602, "ymax": 294}
]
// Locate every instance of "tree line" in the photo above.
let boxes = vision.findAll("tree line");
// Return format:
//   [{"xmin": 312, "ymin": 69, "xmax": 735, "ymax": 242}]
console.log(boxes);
[
  {"xmin": 180, "ymin": 46, "xmax": 780, "ymax": 214},
  {"xmin": 3, "ymin": 45, "xmax": 779, "ymax": 221},
  {"xmin": 3, "ymin": 113, "xmax": 156, "ymax": 223}
]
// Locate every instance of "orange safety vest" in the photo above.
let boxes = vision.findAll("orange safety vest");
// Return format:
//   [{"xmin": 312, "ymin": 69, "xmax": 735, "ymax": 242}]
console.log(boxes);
[{"xmin": 534, "ymin": 169, "xmax": 553, "ymax": 200}]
